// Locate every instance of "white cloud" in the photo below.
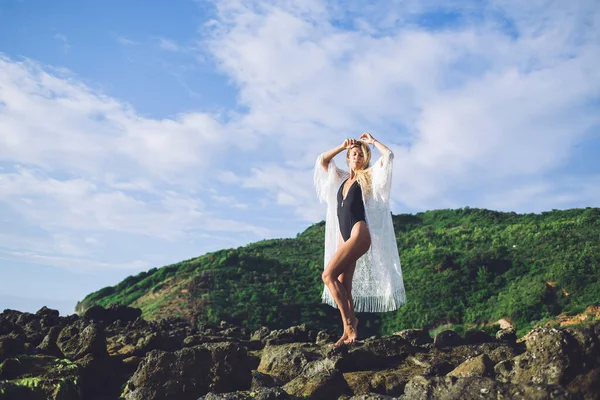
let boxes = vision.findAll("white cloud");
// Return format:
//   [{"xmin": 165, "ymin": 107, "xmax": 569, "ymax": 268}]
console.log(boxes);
[
  {"xmin": 0, "ymin": 249, "xmax": 148, "ymax": 273},
  {"xmin": 0, "ymin": 167, "xmax": 206, "ymax": 239},
  {"xmin": 158, "ymin": 38, "xmax": 183, "ymax": 52},
  {"xmin": 54, "ymin": 34, "xmax": 71, "ymax": 53},
  {"xmin": 0, "ymin": 56, "xmax": 226, "ymax": 180},
  {"xmin": 211, "ymin": 194, "xmax": 249, "ymax": 209},
  {"xmin": 0, "ymin": 55, "xmax": 272, "ymax": 272},
  {"xmin": 1, "ymin": 0, "xmax": 599, "ymax": 275},
  {"xmin": 116, "ymin": 36, "xmax": 140, "ymax": 46},
  {"xmin": 204, "ymin": 0, "xmax": 600, "ymax": 214}
]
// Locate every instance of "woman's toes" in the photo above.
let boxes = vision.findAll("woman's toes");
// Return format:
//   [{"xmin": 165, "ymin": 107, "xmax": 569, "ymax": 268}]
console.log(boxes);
[{"xmin": 331, "ymin": 334, "xmax": 348, "ymax": 348}]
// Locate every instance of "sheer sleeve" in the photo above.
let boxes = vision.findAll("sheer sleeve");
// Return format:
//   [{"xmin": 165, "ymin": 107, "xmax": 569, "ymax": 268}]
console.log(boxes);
[
  {"xmin": 314, "ymin": 153, "xmax": 348, "ymax": 203},
  {"xmin": 371, "ymin": 149, "xmax": 394, "ymax": 204}
]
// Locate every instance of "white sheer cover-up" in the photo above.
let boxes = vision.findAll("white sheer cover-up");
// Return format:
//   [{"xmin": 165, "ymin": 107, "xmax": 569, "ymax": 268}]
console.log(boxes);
[{"xmin": 314, "ymin": 149, "xmax": 406, "ymax": 312}]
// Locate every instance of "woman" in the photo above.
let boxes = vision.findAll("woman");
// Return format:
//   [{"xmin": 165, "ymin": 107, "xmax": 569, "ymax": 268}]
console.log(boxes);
[{"xmin": 314, "ymin": 132, "xmax": 406, "ymax": 347}]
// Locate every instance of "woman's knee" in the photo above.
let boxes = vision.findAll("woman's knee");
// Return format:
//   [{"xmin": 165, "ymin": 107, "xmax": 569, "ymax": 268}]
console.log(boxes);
[{"xmin": 322, "ymin": 270, "xmax": 340, "ymax": 285}]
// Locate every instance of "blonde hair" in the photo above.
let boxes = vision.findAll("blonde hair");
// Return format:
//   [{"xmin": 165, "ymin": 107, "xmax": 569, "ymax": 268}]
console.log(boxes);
[{"xmin": 346, "ymin": 142, "xmax": 372, "ymax": 196}]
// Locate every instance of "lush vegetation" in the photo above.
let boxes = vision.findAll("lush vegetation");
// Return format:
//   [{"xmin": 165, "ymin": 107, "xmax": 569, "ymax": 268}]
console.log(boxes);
[{"xmin": 77, "ymin": 207, "xmax": 600, "ymax": 337}]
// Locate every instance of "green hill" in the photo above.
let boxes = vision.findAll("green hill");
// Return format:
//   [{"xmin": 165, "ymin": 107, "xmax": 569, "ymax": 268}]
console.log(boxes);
[{"xmin": 76, "ymin": 207, "xmax": 600, "ymax": 337}]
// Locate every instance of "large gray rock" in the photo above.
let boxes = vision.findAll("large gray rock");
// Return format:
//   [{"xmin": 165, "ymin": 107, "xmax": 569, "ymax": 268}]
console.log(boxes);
[
  {"xmin": 447, "ymin": 354, "xmax": 494, "ymax": 378},
  {"xmin": 433, "ymin": 330, "xmax": 463, "ymax": 348},
  {"xmin": 122, "ymin": 342, "xmax": 252, "ymax": 400},
  {"xmin": 264, "ymin": 324, "xmax": 316, "ymax": 345},
  {"xmin": 257, "ymin": 342, "xmax": 323, "ymax": 382},
  {"xmin": 338, "ymin": 335, "xmax": 420, "ymax": 372},
  {"xmin": 402, "ymin": 376, "xmax": 578, "ymax": 400},
  {"xmin": 496, "ymin": 328, "xmax": 517, "ymax": 343},
  {"xmin": 75, "ymin": 353, "xmax": 124, "ymax": 399},
  {"xmin": 394, "ymin": 329, "xmax": 432, "ymax": 347},
  {"xmin": 84, "ymin": 304, "xmax": 142, "ymax": 324},
  {"xmin": 463, "ymin": 330, "xmax": 495, "ymax": 344},
  {"xmin": 282, "ymin": 358, "xmax": 351, "ymax": 400},
  {"xmin": 201, "ymin": 387, "xmax": 290, "ymax": 400},
  {"xmin": 494, "ymin": 327, "xmax": 580, "ymax": 385},
  {"xmin": 57, "ymin": 321, "xmax": 107, "ymax": 361},
  {"xmin": 408, "ymin": 342, "xmax": 519, "ymax": 378},
  {"xmin": 250, "ymin": 326, "xmax": 271, "ymax": 341},
  {"xmin": 566, "ymin": 368, "xmax": 600, "ymax": 400},
  {"xmin": 315, "ymin": 329, "xmax": 337, "ymax": 345},
  {"xmin": 565, "ymin": 322, "xmax": 600, "ymax": 372},
  {"xmin": 36, "ymin": 325, "xmax": 63, "ymax": 357},
  {"xmin": 343, "ymin": 358, "xmax": 428, "ymax": 397},
  {"xmin": 0, "ymin": 334, "xmax": 25, "ymax": 362},
  {"xmin": 251, "ymin": 371, "xmax": 285, "ymax": 390}
]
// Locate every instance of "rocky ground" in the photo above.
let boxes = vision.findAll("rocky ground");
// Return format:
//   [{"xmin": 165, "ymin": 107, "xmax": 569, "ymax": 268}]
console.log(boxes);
[{"xmin": 0, "ymin": 305, "xmax": 599, "ymax": 399}]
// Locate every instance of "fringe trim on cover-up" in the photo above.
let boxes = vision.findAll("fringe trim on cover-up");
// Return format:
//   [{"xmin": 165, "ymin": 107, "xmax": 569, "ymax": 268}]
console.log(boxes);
[{"xmin": 321, "ymin": 286, "xmax": 407, "ymax": 313}]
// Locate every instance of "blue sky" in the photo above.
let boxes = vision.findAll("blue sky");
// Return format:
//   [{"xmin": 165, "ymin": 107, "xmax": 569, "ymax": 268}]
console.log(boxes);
[{"xmin": 1, "ymin": 0, "xmax": 599, "ymax": 316}]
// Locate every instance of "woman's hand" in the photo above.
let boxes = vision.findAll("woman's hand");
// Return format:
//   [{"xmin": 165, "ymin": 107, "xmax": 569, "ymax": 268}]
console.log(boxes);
[
  {"xmin": 359, "ymin": 132, "xmax": 376, "ymax": 145},
  {"xmin": 342, "ymin": 138, "xmax": 359, "ymax": 149}
]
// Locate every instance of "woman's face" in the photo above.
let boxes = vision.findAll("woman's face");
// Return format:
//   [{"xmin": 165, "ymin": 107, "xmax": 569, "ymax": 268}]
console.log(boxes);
[{"xmin": 347, "ymin": 146, "xmax": 365, "ymax": 170}]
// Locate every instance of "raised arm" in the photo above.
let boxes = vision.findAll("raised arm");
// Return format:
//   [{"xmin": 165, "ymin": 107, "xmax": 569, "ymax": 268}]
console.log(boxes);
[
  {"xmin": 320, "ymin": 139, "xmax": 358, "ymax": 171},
  {"xmin": 359, "ymin": 132, "xmax": 392, "ymax": 158}
]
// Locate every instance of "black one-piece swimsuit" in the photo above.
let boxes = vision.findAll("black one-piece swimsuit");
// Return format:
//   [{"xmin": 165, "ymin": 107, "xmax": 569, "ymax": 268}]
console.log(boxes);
[{"xmin": 337, "ymin": 178, "xmax": 366, "ymax": 242}]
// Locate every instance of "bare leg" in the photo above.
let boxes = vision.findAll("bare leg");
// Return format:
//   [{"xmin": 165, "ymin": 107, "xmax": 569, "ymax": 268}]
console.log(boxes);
[
  {"xmin": 322, "ymin": 222, "xmax": 370, "ymax": 347},
  {"xmin": 339, "ymin": 262, "xmax": 359, "ymax": 344}
]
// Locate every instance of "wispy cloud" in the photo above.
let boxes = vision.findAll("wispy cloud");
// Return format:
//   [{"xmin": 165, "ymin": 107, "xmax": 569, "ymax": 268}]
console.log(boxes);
[
  {"xmin": 54, "ymin": 33, "xmax": 71, "ymax": 53},
  {"xmin": 0, "ymin": 249, "xmax": 148, "ymax": 273},
  {"xmin": 158, "ymin": 37, "xmax": 183, "ymax": 52},
  {"xmin": 115, "ymin": 35, "xmax": 140, "ymax": 46}
]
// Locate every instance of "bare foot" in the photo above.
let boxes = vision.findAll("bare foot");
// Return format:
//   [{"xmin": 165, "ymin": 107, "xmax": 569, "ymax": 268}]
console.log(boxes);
[
  {"xmin": 344, "ymin": 317, "xmax": 358, "ymax": 344},
  {"xmin": 329, "ymin": 332, "xmax": 348, "ymax": 348}
]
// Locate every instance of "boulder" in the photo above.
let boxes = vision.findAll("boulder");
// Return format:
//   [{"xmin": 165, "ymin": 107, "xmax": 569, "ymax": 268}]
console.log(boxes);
[
  {"xmin": 433, "ymin": 330, "xmax": 463, "ymax": 348},
  {"xmin": 122, "ymin": 355, "xmax": 143, "ymax": 374},
  {"xmin": 57, "ymin": 321, "xmax": 107, "ymax": 360},
  {"xmin": 496, "ymin": 327, "xmax": 517, "ymax": 343},
  {"xmin": 406, "ymin": 342, "xmax": 520, "ymax": 377},
  {"xmin": 403, "ymin": 375, "xmax": 578, "ymax": 399},
  {"xmin": 257, "ymin": 342, "xmax": 323, "ymax": 382},
  {"xmin": 221, "ymin": 326, "xmax": 249, "ymax": 340},
  {"xmin": 494, "ymin": 327, "xmax": 580, "ymax": 385},
  {"xmin": 338, "ymin": 335, "xmax": 420, "ymax": 372},
  {"xmin": 251, "ymin": 326, "xmax": 271, "ymax": 341},
  {"xmin": 36, "ymin": 326, "xmax": 64, "ymax": 358},
  {"xmin": 565, "ymin": 322, "xmax": 600, "ymax": 372},
  {"xmin": 447, "ymin": 354, "xmax": 494, "ymax": 378},
  {"xmin": 343, "ymin": 359, "xmax": 428, "ymax": 396},
  {"xmin": 201, "ymin": 387, "xmax": 291, "ymax": 399},
  {"xmin": 316, "ymin": 329, "xmax": 337, "ymax": 345},
  {"xmin": 0, "ymin": 357, "xmax": 22, "ymax": 380},
  {"xmin": 0, "ymin": 334, "xmax": 25, "ymax": 361},
  {"xmin": 134, "ymin": 331, "xmax": 181, "ymax": 355},
  {"xmin": 251, "ymin": 371, "xmax": 285, "ymax": 390},
  {"xmin": 18, "ymin": 318, "xmax": 46, "ymax": 347},
  {"xmin": 75, "ymin": 353, "xmax": 125, "ymax": 399},
  {"xmin": 282, "ymin": 358, "xmax": 351, "ymax": 399},
  {"xmin": 463, "ymin": 329, "xmax": 495, "ymax": 344},
  {"xmin": 566, "ymin": 368, "xmax": 600, "ymax": 400},
  {"xmin": 393, "ymin": 329, "xmax": 432, "ymax": 347},
  {"xmin": 264, "ymin": 324, "xmax": 316, "ymax": 346},
  {"xmin": 122, "ymin": 342, "xmax": 252, "ymax": 400},
  {"xmin": 36, "ymin": 306, "xmax": 60, "ymax": 319},
  {"xmin": 83, "ymin": 304, "xmax": 142, "ymax": 324}
]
